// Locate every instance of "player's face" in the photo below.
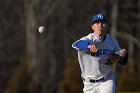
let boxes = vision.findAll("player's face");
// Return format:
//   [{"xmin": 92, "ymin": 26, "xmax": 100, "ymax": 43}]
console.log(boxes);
[{"xmin": 91, "ymin": 21, "xmax": 108, "ymax": 36}]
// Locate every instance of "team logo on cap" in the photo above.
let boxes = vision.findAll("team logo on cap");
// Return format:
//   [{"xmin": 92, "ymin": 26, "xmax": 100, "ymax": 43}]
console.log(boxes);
[{"xmin": 97, "ymin": 14, "xmax": 103, "ymax": 19}]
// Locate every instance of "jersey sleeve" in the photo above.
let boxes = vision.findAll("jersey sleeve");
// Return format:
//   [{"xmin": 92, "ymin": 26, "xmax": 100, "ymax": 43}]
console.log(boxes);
[
  {"xmin": 72, "ymin": 34, "xmax": 91, "ymax": 51},
  {"xmin": 113, "ymin": 37, "xmax": 121, "ymax": 53},
  {"xmin": 72, "ymin": 40, "xmax": 90, "ymax": 51}
]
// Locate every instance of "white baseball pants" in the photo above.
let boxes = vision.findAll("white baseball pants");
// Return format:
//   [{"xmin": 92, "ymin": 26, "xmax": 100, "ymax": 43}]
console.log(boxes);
[{"xmin": 83, "ymin": 72, "xmax": 116, "ymax": 93}]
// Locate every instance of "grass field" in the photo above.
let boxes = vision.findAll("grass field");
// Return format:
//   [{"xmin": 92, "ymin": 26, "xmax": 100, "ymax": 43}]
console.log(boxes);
[{"xmin": 117, "ymin": 92, "xmax": 140, "ymax": 93}]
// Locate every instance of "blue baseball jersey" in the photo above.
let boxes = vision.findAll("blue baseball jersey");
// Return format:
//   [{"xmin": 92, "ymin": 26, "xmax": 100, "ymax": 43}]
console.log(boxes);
[{"xmin": 72, "ymin": 33, "xmax": 121, "ymax": 80}]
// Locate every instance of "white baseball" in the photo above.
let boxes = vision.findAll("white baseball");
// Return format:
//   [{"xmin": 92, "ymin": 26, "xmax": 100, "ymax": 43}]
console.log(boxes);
[{"xmin": 38, "ymin": 26, "xmax": 45, "ymax": 33}]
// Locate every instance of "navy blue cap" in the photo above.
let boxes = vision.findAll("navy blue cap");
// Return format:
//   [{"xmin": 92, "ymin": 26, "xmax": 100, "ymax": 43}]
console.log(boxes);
[{"xmin": 92, "ymin": 14, "xmax": 108, "ymax": 24}]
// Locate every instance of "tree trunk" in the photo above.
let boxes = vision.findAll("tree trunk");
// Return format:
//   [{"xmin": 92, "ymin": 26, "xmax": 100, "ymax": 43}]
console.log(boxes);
[
  {"xmin": 24, "ymin": 0, "xmax": 38, "ymax": 82},
  {"xmin": 110, "ymin": 0, "xmax": 118, "ymax": 36}
]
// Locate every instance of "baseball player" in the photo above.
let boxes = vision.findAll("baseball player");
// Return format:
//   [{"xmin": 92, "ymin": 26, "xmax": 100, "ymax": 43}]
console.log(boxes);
[{"xmin": 72, "ymin": 13, "xmax": 128, "ymax": 93}]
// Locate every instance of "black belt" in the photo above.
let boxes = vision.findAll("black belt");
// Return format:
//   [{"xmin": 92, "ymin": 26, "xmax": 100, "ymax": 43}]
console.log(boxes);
[{"xmin": 81, "ymin": 76, "xmax": 104, "ymax": 83}]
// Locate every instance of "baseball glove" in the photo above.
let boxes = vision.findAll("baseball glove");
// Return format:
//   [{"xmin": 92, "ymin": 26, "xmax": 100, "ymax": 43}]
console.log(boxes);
[{"xmin": 109, "ymin": 49, "xmax": 128, "ymax": 65}]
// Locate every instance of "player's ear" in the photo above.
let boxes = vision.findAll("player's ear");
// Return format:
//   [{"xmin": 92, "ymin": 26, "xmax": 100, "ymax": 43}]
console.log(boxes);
[{"xmin": 106, "ymin": 24, "xmax": 110, "ymax": 31}]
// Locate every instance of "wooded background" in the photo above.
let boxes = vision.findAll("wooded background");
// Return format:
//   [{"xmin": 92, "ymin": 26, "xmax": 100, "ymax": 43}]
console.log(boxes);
[{"xmin": 0, "ymin": 0, "xmax": 140, "ymax": 93}]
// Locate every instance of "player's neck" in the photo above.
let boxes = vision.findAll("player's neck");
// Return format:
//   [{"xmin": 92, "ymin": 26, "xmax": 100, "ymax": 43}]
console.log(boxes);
[
  {"xmin": 94, "ymin": 32, "xmax": 106, "ymax": 41},
  {"xmin": 99, "ymin": 34, "xmax": 106, "ymax": 41}
]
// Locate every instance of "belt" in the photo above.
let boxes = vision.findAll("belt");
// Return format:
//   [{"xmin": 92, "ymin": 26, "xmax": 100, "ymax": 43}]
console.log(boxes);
[{"xmin": 81, "ymin": 76, "xmax": 104, "ymax": 83}]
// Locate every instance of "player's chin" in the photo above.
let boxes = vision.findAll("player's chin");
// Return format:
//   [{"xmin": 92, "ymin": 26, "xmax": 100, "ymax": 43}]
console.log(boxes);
[{"xmin": 98, "ymin": 30, "xmax": 104, "ymax": 34}]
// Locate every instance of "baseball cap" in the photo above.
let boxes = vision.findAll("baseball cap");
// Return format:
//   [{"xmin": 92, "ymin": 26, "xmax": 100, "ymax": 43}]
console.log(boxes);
[{"xmin": 92, "ymin": 14, "xmax": 108, "ymax": 24}]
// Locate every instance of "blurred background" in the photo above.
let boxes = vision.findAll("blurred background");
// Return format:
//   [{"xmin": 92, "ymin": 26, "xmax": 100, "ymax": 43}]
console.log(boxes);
[{"xmin": 0, "ymin": 0, "xmax": 140, "ymax": 93}]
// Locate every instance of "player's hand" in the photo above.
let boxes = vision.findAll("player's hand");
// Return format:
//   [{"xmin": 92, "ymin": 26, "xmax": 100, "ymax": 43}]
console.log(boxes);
[
  {"xmin": 118, "ymin": 49, "xmax": 127, "ymax": 59},
  {"xmin": 87, "ymin": 45, "xmax": 98, "ymax": 53}
]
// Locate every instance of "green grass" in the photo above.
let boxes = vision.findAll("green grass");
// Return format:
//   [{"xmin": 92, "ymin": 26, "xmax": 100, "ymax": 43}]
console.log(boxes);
[{"xmin": 117, "ymin": 92, "xmax": 140, "ymax": 93}]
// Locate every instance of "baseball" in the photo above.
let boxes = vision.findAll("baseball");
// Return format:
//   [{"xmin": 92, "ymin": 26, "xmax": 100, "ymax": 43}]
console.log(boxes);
[{"xmin": 38, "ymin": 26, "xmax": 46, "ymax": 33}]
